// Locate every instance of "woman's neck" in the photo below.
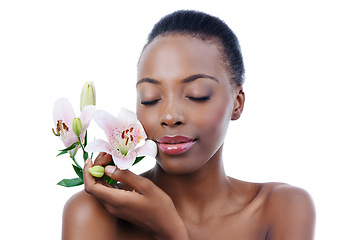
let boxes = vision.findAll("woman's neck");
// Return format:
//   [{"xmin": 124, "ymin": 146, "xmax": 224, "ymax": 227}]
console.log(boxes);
[{"xmin": 149, "ymin": 147, "xmax": 231, "ymax": 223}]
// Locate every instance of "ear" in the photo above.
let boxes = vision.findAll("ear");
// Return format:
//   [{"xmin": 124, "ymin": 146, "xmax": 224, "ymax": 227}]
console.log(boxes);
[{"xmin": 231, "ymin": 86, "xmax": 245, "ymax": 120}]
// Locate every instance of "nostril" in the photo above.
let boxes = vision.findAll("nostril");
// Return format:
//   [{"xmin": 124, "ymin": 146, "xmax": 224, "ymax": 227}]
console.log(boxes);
[
  {"xmin": 161, "ymin": 121, "xmax": 182, "ymax": 127},
  {"xmin": 161, "ymin": 113, "xmax": 184, "ymax": 127}
]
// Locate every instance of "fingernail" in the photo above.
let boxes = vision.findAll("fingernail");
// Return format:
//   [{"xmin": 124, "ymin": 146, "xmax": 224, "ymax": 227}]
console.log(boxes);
[
  {"xmin": 86, "ymin": 158, "xmax": 91, "ymax": 164},
  {"xmin": 105, "ymin": 166, "xmax": 116, "ymax": 175}
]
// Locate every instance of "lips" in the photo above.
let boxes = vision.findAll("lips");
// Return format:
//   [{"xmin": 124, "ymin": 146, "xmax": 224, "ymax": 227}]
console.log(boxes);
[{"xmin": 157, "ymin": 135, "xmax": 196, "ymax": 155}]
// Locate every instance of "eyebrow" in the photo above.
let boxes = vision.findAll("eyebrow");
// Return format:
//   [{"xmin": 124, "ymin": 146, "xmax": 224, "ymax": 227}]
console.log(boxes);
[
  {"xmin": 136, "ymin": 73, "xmax": 219, "ymax": 86},
  {"xmin": 183, "ymin": 74, "xmax": 219, "ymax": 83},
  {"xmin": 136, "ymin": 78, "xmax": 160, "ymax": 86}
]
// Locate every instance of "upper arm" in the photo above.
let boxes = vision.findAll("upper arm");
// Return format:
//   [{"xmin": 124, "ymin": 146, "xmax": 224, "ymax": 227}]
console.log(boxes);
[
  {"xmin": 265, "ymin": 184, "xmax": 316, "ymax": 240},
  {"xmin": 62, "ymin": 190, "xmax": 118, "ymax": 240}
]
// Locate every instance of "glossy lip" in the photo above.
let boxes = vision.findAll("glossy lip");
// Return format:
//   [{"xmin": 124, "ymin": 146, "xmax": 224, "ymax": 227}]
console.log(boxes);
[{"xmin": 156, "ymin": 135, "xmax": 196, "ymax": 155}]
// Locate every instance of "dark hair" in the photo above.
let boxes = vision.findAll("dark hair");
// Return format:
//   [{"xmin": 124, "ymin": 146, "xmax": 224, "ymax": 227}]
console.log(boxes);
[{"xmin": 145, "ymin": 10, "xmax": 245, "ymax": 86}]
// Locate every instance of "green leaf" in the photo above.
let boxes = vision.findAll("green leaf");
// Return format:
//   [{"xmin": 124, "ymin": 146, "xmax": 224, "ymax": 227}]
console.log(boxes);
[
  {"xmin": 56, "ymin": 150, "xmax": 68, "ymax": 157},
  {"xmin": 104, "ymin": 175, "xmax": 118, "ymax": 185},
  {"xmin": 58, "ymin": 142, "xmax": 79, "ymax": 152},
  {"xmin": 108, "ymin": 178, "xmax": 118, "ymax": 185},
  {"xmin": 72, "ymin": 164, "xmax": 83, "ymax": 180},
  {"xmin": 57, "ymin": 178, "xmax": 83, "ymax": 187},
  {"xmin": 83, "ymin": 151, "xmax": 88, "ymax": 162},
  {"xmin": 133, "ymin": 156, "xmax": 145, "ymax": 166},
  {"xmin": 84, "ymin": 130, "xmax": 88, "ymax": 147}
]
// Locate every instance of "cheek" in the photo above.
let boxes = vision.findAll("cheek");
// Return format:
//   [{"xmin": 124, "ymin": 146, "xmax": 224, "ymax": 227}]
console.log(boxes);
[
  {"xmin": 136, "ymin": 105, "xmax": 157, "ymax": 139},
  {"xmin": 194, "ymin": 99, "xmax": 232, "ymax": 141}
]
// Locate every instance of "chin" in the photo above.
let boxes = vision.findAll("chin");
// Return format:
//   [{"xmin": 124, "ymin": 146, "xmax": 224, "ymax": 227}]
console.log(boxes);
[{"xmin": 155, "ymin": 154, "xmax": 206, "ymax": 176}]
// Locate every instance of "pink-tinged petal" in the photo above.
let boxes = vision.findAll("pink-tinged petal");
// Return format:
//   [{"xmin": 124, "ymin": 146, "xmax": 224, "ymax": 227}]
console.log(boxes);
[
  {"xmin": 112, "ymin": 152, "xmax": 137, "ymax": 170},
  {"xmin": 93, "ymin": 110, "xmax": 122, "ymax": 137},
  {"xmin": 78, "ymin": 105, "xmax": 96, "ymax": 140},
  {"xmin": 117, "ymin": 108, "xmax": 137, "ymax": 125},
  {"xmin": 119, "ymin": 109, "xmax": 144, "ymax": 131},
  {"xmin": 133, "ymin": 140, "xmax": 157, "ymax": 158},
  {"xmin": 85, "ymin": 139, "xmax": 113, "ymax": 155},
  {"xmin": 79, "ymin": 105, "xmax": 96, "ymax": 126},
  {"xmin": 53, "ymin": 98, "xmax": 76, "ymax": 126},
  {"xmin": 117, "ymin": 109, "xmax": 147, "ymax": 139},
  {"xmin": 63, "ymin": 134, "xmax": 78, "ymax": 148},
  {"xmin": 131, "ymin": 122, "xmax": 147, "ymax": 143}
]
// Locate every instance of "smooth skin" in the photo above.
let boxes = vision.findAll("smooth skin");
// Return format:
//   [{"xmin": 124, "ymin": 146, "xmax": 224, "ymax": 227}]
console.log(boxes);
[{"xmin": 62, "ymin": 35, "xmax": 315, "ymax": 240}]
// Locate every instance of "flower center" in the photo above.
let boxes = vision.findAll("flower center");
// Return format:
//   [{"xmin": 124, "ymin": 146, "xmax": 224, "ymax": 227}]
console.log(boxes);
[
  {"xmin": 52, "ymin": 120, "xmax": 70, "ymax": 140},
  {"xmin": 117, "ymin": 127, "xmax": 135, "ymax": 156}
]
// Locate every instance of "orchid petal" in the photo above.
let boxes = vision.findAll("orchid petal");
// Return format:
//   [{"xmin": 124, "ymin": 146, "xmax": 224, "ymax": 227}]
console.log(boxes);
[
  {"xmin": 85, "ymin": 139, "xmax": 113, "ymax": 155},
  {"xmin": 133, "ymin": 140, "xmax": 157, "ymax": 158}
]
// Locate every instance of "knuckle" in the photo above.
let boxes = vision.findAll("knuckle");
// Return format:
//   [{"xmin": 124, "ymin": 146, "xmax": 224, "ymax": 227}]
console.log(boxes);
[
  {"xmin": 138, "ymin": 178, "xmax": 152, "ymax": 190},
  {"xmin": 105, "ymin": 203, "xmax": 125, "ymax": 217},
  {"xmin": 84, "ymin": 184, "xmax": 94, "ymax": 195}
]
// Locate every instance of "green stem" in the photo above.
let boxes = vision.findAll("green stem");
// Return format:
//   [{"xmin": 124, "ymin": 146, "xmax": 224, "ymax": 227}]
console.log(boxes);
[
  {"xmin": 71, "ymin": 155, "xmax": 81, "ymax": 169},
  {"xmin": 78, "ymin": 136, "xmax": 86, "ymax": 153},
  {"xmin": 78, "ymin": 136, "xmax": 89, "ymax": 162}
]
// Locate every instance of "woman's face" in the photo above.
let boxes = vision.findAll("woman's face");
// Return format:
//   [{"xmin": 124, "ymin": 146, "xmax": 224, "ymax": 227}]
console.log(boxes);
[{"xmin": 136, "ymin": 35, "xmax": 243, "ymax": 174}]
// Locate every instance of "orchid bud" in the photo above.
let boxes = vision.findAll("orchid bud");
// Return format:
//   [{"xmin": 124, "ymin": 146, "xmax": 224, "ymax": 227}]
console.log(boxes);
[
  {"xmin": 88, "ymin": 165, "xmax": 105, "ymax": 178},
  {"xmin": 80, "ymin": 81, "xmax": 96, "ymax": 111},
  {"xmin": 72, "ymin": 118, "xmax": 82, "ymax": 137}
]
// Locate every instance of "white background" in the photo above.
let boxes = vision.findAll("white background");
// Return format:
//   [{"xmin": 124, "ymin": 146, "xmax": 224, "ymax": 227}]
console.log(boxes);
[{"xmin": 1, "ymin": 1, "xmax": 359, "ymax": 239}]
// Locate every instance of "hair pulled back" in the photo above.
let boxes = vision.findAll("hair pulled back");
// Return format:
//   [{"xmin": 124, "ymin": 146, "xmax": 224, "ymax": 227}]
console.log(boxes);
[{"xmin": 145, "ymin": 10, "xmax": 245, "ymax": 86}]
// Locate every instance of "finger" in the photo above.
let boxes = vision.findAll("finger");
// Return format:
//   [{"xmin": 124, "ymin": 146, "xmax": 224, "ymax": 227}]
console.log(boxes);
[
  {"xmin": 105, "ymin": 166, "xmax": 156, "ymax": 195},
  {"xmin": 94, "ymin": 152, "xmax": 113, "ymax": 166},
  {"xmin": 84, "ymin": 159, "xmax": 139, "ymax": 204},
  {"xmin": 84, "ymin": 158, "xmax": 109, "ymax": 191},
  {"xmin": 83, "ymin": 158, "xmax": 97, "ymax": 188}
]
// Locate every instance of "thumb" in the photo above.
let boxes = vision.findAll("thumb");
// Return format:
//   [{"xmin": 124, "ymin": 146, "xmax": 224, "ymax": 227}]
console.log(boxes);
[{"xmin": 105, "ymin": 166, "xmax": 154, "ymax": 194}]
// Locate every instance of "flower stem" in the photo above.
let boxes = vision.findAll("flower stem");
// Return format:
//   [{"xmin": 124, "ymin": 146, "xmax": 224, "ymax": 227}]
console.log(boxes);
[
  {"xmin": 78, "ymin": 136, "xmax": 88, "ymax": 162},
  {"xmin": 71, "ymin": 155, "xmax": 82, "ymax": 169},
  {"xmin": 78, "ymin": 137, "xmax": 86, "ymax": 153}
]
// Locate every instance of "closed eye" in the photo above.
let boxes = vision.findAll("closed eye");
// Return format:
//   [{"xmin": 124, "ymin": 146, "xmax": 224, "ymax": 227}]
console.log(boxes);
[
  {"xmin": 141, "ymin": 99, "xmax": 161, "ymax": 105},
  {"xmin": 186, "ymin": 96, "xmax": 211, "ymax": 102}
]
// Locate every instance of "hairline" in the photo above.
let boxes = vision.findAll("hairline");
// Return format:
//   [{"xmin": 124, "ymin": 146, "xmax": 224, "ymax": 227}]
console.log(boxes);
[{"xmin": 138, "ymin": 31, "xmax": 239, "ymax": 87}]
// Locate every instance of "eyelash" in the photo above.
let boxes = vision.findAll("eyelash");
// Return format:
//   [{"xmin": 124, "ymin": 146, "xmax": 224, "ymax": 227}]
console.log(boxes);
[
  {"xmin": 141, "ymin": 96, "xmax": 211, "ymax": 105},
  {"xmin": 187, "ymin": 96, "xmax": 211, "ymax": 102},
  {"xmin": 141, "ymin": 99, "xmax": 161, "ymax": 105}
]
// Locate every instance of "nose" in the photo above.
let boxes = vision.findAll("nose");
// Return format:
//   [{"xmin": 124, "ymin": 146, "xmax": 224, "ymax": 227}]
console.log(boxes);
[
  {"xmin": 160, "ymin": 101, "xmax": 186, "ymax": 127},
  {"xmin": 161, "ymin": 114, "xmax": 183, "ymax": 127}
]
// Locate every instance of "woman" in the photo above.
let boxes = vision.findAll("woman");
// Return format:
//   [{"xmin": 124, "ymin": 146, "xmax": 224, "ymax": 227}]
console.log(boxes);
[{"xmin": 62, "ymin": 10, "xmax": 315, "ymax": 239}]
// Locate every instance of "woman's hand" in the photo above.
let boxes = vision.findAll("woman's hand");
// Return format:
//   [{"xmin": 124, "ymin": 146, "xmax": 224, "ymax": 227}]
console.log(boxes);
[{"xmin": 83, "ymin": 153, "xmax": 189, "ymax": 240}]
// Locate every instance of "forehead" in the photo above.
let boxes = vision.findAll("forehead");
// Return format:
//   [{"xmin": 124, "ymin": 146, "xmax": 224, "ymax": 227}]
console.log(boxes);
[{"xmin": 137, "ymin": 35, "xmax": 229, "ymax": 84}]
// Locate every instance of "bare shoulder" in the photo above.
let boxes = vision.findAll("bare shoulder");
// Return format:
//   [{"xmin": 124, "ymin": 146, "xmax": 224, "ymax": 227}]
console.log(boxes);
[
  {"xmin": 62, "ymin": 190, "xmax": 119, "ymax": 240},
  {"xmin": 263, "ymin": 182, "xmax": 315, "ymax": 214},
  {"xmin": 262, "ymin": 182, "xmax": 316, "ymax": 240}
]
